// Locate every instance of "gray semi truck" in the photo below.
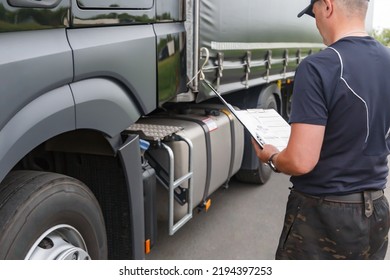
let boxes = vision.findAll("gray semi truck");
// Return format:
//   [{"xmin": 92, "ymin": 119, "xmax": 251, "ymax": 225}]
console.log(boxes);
[{"xmin": 0, "ymin": 0, "xmax": 373, "ymax": 260}]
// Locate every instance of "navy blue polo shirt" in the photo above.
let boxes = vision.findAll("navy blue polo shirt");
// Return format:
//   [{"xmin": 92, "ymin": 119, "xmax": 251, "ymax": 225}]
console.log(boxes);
[{"xmin": 289, "ymin": 36, "xmax": 390, "ymax": 195}]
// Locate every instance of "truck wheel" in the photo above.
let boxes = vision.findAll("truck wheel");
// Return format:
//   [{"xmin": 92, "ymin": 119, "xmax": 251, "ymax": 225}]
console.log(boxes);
[
  {"xmin": 0, "ymin": 170, "xmax": 107, "ymax": 260},
  {"xmin": 235, "ymin": 88, "xmax": 277, "ymax": 184}
]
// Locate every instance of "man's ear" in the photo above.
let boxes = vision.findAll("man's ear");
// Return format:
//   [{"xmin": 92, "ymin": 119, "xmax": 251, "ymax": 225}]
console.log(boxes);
[{"xmin": 324, "ymin": 0, "xmax": 334, "ymax": 18}]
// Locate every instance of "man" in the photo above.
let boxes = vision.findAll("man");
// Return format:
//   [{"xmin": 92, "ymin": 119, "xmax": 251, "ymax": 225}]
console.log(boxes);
[{"xmin": 253, "ymin": 0, "xmax": 390, "ymax": 259}]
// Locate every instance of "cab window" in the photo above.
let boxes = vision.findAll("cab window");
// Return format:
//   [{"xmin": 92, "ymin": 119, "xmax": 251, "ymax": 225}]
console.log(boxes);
[{"xmin": 77, "ymin": 0, "xmax": 153, "ymax": 9}]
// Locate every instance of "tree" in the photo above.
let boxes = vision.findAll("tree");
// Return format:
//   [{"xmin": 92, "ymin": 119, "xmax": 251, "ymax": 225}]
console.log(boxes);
[{"xmin": 373, "ymin": 28, "xmax": 390, "ymax": 47}]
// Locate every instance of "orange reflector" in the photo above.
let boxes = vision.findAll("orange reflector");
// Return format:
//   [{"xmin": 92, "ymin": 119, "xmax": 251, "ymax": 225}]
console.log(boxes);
[
  {"xmin": 145, "ymin": 239, "xmax": 151, "ymax": 254},
  {"xmin": 277, "ymin": 80, "xmax": 282, "ymax": 90},
  {"xmin": 205, "ymin": 199, "xmax": 211, "ymax": 211}
]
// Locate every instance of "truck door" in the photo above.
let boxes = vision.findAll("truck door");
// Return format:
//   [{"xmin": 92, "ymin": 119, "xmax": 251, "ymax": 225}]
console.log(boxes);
[{"xmin": 68, "ymin": 0, "xmax": 157, "ymax": 120}]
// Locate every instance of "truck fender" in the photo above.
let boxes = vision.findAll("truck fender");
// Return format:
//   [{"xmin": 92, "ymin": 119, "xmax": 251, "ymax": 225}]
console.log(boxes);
[
  {"xmin": 70, "ymin": 79, "xmax": 146, "ymax": 258},
  {"xmin": 0, "ymin": 85, "xmax": 75, "ymax": 182},
  {"xmin": 70, "ymin": 78, "xmax": 142, "ymax": 138},
  {"xmin": 118, "ymin": 135, "xmax": 145, "ymax": 260}
]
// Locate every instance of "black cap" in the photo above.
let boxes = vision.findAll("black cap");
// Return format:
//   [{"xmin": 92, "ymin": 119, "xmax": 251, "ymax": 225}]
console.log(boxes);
[{"xmin": 297, "ymin": 0, "xmax": 317, "ymax": 18}]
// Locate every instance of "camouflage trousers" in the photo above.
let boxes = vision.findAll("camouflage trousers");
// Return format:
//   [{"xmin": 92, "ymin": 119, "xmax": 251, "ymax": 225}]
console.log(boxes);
[{"xmin": 275, "ymin": 189, "xmax": 390, "ymax": 260}]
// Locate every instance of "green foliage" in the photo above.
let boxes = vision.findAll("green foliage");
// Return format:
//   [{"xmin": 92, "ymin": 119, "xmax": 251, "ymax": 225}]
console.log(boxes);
[{"xmin": 373, "ymin": 28, "xmax": 390, "ymax": 47}]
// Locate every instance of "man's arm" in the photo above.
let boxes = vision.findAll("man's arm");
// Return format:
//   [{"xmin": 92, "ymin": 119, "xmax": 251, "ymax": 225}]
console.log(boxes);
[{"xmin": 252, "ymin": 123, "xmax": 325, "ymax": 176}]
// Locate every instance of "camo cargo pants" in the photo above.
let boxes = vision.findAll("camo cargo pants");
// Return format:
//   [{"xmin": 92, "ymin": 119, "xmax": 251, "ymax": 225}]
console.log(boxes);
[{"xmin": 275, "ymin": 189, "xmax": 390, "ymax": 260}]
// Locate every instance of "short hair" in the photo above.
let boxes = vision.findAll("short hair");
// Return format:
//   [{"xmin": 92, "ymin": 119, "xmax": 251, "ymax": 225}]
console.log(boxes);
[{"xmin": 335, "ymin": 0, "xmax": 369, "ymax": 18}]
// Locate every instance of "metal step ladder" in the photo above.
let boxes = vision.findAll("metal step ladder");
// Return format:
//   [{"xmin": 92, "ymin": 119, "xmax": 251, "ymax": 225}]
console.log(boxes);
[{"xmin": 126, "ymin": 123, "xmax": 193, "ymax": 235}]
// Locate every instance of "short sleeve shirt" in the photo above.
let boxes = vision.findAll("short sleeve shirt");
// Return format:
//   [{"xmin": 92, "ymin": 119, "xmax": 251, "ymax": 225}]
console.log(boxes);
[{"xmin": 289, "ymin": 36, "xmax": 390, "ymax": 195}]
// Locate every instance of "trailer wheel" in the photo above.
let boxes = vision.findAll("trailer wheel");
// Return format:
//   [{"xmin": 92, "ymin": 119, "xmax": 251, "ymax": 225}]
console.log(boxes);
[
  {"xmin": 0, "ymin": 170, "xmax": 107, "ymax": 260},
  {"xmin": 235, "ymin": 88, "xmax": 277, "ymax": 184}
]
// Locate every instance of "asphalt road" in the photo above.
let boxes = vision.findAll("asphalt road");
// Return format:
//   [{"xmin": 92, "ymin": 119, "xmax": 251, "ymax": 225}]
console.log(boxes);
[{"xmin": 146, "ymin": 169, "xmax": 390, "ymax": 260}]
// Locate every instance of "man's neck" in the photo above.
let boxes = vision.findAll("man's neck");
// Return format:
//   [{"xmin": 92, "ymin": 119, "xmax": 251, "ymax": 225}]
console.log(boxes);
[{"xmin": 330, "ymin": 22, "xmax": 367, "ymax": 44}]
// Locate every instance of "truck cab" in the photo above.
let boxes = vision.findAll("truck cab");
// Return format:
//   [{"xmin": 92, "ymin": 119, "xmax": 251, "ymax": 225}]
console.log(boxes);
[{"xmin": 0, "ymin": 0, "xmax": 187, "ymax": 260}]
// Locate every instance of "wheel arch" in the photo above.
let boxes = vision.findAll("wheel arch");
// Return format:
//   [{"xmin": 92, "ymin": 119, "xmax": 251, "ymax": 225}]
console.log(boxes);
[
  {"xmin": 70, "ymin": 78, "xmax": 143, "ymax": 137},
  {"xmin": 0, "ymin": 77, "xmax": 145, "ymax": 183},
  {"xmin": 0, "ymin": 85, "xmax": 75, "ymax": 183},
  {"xmin": 0, "ymin": 78, "xmax": 147, "ymax": 259}
]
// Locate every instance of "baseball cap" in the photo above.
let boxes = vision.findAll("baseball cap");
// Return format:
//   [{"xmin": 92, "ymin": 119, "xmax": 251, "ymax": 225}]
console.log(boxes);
[{"xmin": 297, "ymin": 0, "xmax": 318, "ymax": 18}]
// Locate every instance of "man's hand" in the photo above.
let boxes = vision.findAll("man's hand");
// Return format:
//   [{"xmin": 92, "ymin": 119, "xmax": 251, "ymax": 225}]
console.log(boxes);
[
  {"xmin": 251, "ymin": 139, "xmax": 279, "ymax": 164},
  {"xmin": 251, "ymin": 123, "xmax": 325, "ymax": 176}
]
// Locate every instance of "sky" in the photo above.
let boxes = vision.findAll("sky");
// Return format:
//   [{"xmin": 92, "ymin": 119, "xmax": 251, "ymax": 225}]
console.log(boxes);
[{"xmin": 372, "ymin": 0, "xmax": 390, "ymax": 30}]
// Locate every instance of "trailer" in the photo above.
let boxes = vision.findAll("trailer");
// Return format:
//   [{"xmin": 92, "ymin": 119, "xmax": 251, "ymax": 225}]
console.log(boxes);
[{"xmin": 0, "ymin": 0, "xmax": 374, "ymax": 259}]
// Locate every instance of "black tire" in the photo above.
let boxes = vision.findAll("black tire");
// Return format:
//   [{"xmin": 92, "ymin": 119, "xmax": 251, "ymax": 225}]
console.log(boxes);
[
  {"xmin": 235, "ymin": 88, "xmax": 277, "ymax": 184},
  {"xmin": 234, "ymin": 162, "xmax": 272, "ymax": 184},
  {"xmin": 0, "ymin": 170, "xmax": 107, "ymax": 260},
  {"xmin": 257, "ymin": 88, "xmax": 278, "ymax": 111}
]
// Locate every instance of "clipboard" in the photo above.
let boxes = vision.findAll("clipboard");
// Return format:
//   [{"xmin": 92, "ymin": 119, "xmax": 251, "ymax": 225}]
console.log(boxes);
[{"xmin": 203, "ymin": 80, "xmax": 291, "ymax": 151}]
